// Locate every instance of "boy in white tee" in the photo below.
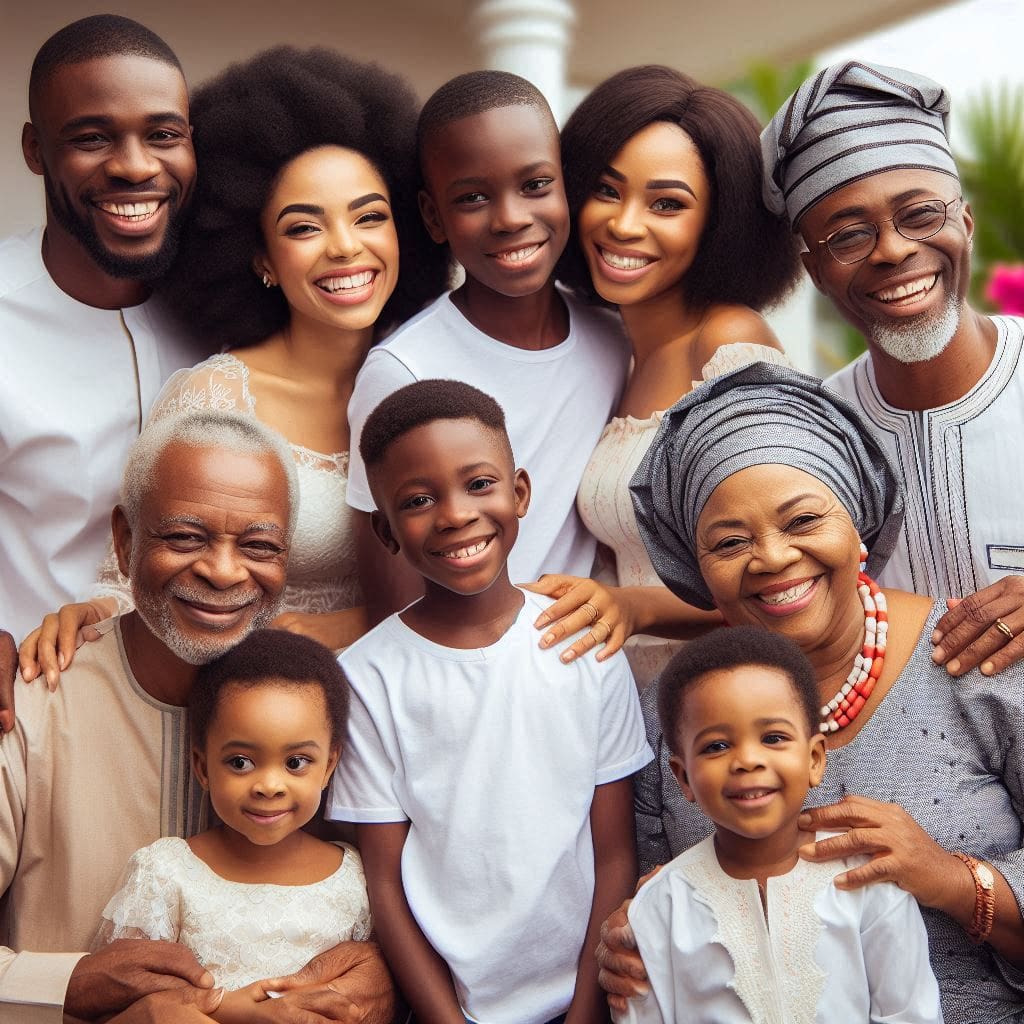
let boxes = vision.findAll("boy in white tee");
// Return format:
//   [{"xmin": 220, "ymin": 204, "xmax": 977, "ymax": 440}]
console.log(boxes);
[{"xmin": 329, "ymin": 380, "xmax": 651, "ymax": 1024}]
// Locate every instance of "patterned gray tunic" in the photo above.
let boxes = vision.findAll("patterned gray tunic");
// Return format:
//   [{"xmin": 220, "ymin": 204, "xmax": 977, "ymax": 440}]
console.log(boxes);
[{"xmin": 636, "ymin": 604, "xmax": 1024, "ymax": 1024}]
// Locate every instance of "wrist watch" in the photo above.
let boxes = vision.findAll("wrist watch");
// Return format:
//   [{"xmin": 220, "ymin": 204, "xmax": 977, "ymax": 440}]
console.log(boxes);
[{"xmin": 953, "ymin": 851, "xmax": 996, "ymax": 944}]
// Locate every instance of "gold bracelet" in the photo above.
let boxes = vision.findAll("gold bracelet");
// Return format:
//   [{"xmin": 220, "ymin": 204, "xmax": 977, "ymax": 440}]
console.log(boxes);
[{"xmin": 952, "ymin": 851, "xmax": 996, "ymax": 944}]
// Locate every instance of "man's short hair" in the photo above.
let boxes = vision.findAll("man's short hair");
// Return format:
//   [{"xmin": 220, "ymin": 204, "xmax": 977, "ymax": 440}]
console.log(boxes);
[
  {"xmin": 29, "ymin": 15, "xmax": 182, "ymax": 120},
  {"xmin": 360, "ymin": 379, "xmax": 509, "ymax": 469},
  {"xmin": 658, "ymin": 626, "xmax": 820, "ymax": 749},
  {"xmin": 417, "ymin": 70, "xmax": 555, "ymax": 167},
  {"xmin": 120, "ymin": 411, "xmax": 299, "ymax": 540},
  {"xmin": 190, "ymin": 629, "xmax": 350, "ymax": 751}
]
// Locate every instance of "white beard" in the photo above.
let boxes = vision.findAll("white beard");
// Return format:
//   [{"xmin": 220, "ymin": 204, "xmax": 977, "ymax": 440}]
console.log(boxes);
[{"xmin": 868, "ymin": 292, "xmax": 961, "ymax": 364}]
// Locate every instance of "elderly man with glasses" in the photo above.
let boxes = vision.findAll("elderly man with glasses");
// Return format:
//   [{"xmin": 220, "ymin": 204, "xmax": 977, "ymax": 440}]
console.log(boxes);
[{"xmin": 762, "ymin": 60, "xmax": 1024, "ymax": 679}]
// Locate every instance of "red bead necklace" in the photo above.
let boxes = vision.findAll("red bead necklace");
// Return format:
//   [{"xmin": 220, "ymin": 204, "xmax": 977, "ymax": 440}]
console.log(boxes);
[{"xmin": 819, "ymin": 570, "xmax": 888, "ymax": 734}]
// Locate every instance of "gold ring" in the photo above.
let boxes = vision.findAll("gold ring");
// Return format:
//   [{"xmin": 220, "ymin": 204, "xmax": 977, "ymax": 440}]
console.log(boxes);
[
  {"xmin": 994, "ymin": 618, "xmax": 1015, "ymax": 641},
  {"xmin": 592, "ymin": 620, "xmax": 611, "ymax": 644},
  {"xmin": 581, "ymin": 602, "xmax": 600, "ymax": 624}
]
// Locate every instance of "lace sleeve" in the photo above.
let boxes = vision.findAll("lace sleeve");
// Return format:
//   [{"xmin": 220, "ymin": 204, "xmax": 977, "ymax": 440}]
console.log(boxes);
[
  {"xmin": 698, "ymin": 342, "xmax": 795, "ymax": 385},
  {"xmin": 146, "ymin": 353, "xmax": 253, "ymax": 424},
  {"xmin": 93, "ymin": 842, "xmax": 182, "ymax": 949}
]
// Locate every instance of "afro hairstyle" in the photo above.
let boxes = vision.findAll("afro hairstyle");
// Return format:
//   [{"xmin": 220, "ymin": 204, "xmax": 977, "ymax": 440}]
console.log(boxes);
[{"xmin": 159, "ymin": 46, "xmax": 448, "ymax": 347}]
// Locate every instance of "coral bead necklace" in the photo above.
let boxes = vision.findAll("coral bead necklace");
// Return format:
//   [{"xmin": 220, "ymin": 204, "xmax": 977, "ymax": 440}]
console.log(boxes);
[{"xmin": 819, "ymin": 569, "xmax": 888, "ymax": 734}]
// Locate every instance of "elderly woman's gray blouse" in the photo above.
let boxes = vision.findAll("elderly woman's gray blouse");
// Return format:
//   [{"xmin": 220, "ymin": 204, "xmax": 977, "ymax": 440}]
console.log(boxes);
[{"xmin": 636, "ymin": 604, "xmax": 1024, "ymax": 1024}]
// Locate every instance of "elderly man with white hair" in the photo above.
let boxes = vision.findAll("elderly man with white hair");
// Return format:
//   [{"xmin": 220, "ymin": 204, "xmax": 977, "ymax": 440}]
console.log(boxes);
[{"xmin": 0, "ymin": 410, "xmax": 392, "ymax": 1024}]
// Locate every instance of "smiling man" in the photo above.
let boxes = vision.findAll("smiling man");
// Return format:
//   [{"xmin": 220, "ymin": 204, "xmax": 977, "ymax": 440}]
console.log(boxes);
[
  {"xmin": 762, "ymin": 61, "xmax": 1024, "ymax": 676},
  {"xmin": 0, "ymin": 411, "xmax": 393, "ymax": 1024},
  {"xmin": 0, "ymin": 15, "xmax": 209, "ymax": 645}
]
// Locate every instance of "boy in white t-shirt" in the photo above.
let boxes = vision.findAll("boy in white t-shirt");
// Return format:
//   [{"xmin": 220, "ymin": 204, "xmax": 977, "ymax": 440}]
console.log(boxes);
[
  {"xmin": 329, "ymin": 380, "xmax": 652, "ymax": 1024},
  {"xmin": 345, "ymin": 70, "xmax": 630, "ymax": 623}
]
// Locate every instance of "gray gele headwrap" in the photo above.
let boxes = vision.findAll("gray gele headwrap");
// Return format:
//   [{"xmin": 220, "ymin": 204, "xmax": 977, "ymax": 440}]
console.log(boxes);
[
  {"xmin": 761, "ymin": 60, "xmax": 959, "ymax": 227},
  {"xmin": 629, "ymin": 361, "xmax": 906, "ymax": 610}
]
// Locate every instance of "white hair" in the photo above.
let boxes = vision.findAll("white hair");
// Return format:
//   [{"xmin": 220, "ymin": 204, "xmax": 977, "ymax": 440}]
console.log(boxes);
[{"xmin": 120, "ymin": 411, "xmax": 299, "ymax": 539}]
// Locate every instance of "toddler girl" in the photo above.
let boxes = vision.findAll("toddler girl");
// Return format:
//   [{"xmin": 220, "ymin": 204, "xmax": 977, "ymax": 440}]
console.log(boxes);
[{"xmin": 95, "ymin": 629, "xmax": 370, "ymax": 1020}]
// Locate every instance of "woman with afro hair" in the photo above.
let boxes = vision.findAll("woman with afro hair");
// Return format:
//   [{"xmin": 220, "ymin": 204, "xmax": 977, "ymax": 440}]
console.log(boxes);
[
  {"xmin": 532, "ymin": 66, "xmax": 802, "ymax": 687},
  {"xmin": 22, "ymin": 47, "xmax": 448, "ymax": 664}
]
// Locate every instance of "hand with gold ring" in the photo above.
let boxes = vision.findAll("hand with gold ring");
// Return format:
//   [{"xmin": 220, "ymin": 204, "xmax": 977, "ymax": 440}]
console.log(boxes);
[
  {"xmin": 932, "ymin": 577, "xmax": 1024, "ymax": 676},
  {"xmin": 522, "ymin": 574, "xmax": 634, "ymax": 663}
]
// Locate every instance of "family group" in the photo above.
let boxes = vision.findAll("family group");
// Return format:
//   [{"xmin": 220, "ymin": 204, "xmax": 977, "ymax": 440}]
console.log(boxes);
[{"xmin": 2, "ymin": 12, "xmax": 1024, "ymax": 1024}]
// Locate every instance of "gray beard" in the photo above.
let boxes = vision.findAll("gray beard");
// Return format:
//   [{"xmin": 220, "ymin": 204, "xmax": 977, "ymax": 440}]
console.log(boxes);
[
  {"xmin": 130, "ymin": 574, "xmax": 281, "ymax": 666},
  {"xmin": 868, "ymin": 292, "xmax": 961, "ymax": 365}
]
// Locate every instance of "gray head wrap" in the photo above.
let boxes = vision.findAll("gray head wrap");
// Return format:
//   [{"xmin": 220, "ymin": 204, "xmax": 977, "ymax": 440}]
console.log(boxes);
[
  {"xmin": 629, "ymin": 362, "xmax": 905, "ymax": 610},
  {"xmin": 761, "ymin": 60, "xmax": 958, "ymax": 227}
]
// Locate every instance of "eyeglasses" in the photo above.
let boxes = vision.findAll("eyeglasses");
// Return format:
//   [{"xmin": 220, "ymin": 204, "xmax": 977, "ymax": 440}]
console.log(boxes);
[{"xmin": 817, "ymin": 196, "xmax": 964, "ymax": 265}]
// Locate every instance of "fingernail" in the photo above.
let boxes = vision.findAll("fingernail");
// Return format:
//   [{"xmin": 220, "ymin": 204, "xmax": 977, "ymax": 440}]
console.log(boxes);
[
  {"xmin": 201, "ymin": 971, "xmax": 215, "ymax": 987},
  {"xmin": 981, "ymin": 660, "xmax": 995, "ymax": 676},
  {"xmin": 932, "ymin": 629, "xmax": 943, "ymax": 643},
  {"xmin": 561, "ymin": 650, "xmax": 576, "ymax": 663},
  {"xmin": 534, "ymin": 615, "xmax": 548, "ymax": 628},
  {"xmin": 543, "ymin": 633, "xmax": 556, "ymax": 646},
  {"xmin": 946, "ymin": 658, "xmax": 961, "ymax": 675},
  {"xmin": 58, "ymin": 653, "xmax": 65, "ymax": 670},
  {"xmin": 931, "ymin": 646, "xmax": 945, "ymax": 663},
  {"xmin": 46, "ymin": 672, "xmax": 55, "ymax": 690},
  {"xmin": 797, "ymin": 812, "xmax": 811, "ymax": 826}
]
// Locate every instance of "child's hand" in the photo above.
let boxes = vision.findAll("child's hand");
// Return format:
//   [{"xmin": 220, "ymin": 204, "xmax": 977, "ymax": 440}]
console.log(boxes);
[{"xmin": 525, "ymin": 575, "xmax": 633, "ymax": 663}]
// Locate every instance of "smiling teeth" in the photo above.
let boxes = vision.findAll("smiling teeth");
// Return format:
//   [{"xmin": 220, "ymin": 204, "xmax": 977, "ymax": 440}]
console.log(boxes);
[
  {"xmin": 872, "ymin": 274, "xmax": 937, "ymax": 303},
  {"xmin": 319, "ymin": 271, "xmax": 374, "ymax": 292},
  {"xmin": 438, "ymin": 539, "xmax": 489, "ymax": 559},
  {"xmin": 733, "ymin": 789, "xmax": 774, "ymax": 801},
  {"xmin": 96, "ymin": 200, "xmax": 160, "ymax": 220},
  {"xmin": 759, "ymin": 579, "xmax": 815, "ymax": 605},
  {"xmin": 600, "ymin": 248, "xmax": 652, "ymax": 271},
  {"xmin": 496, "ymin": 244, "xmax": 539, "ymax": 263}
]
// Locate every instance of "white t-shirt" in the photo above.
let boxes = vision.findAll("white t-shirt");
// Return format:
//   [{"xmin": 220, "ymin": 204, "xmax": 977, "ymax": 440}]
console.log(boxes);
[
  {"xmin": 621, "ymin": 833, "xmax": 942, "ymax": 1024},
  {"xmin": 827, "ymin": 315, "xmax": 1024, "ymax": 598},
  {"xmin": 345, "ymin": 287, "xmax": 630, "ymax": 582},
  {"xmin": 0, "ymin": 228, "xmax": 207, "ymax": 641},
  {"xmin": 329, "ymin": 590, "xmax": 652, "ymax": 1024}
]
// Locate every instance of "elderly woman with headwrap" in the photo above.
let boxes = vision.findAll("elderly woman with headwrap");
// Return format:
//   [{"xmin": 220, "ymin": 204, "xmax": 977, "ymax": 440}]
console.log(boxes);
[{"xmin": 599, "ymin": 362, "xmax": 1024, "ymax": 1023}]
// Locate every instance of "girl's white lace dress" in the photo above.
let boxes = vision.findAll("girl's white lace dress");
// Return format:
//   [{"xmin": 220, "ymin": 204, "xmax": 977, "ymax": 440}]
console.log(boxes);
[{"xmin": 95, "ymin": 837, "xmax": 371, "ymax": 989}]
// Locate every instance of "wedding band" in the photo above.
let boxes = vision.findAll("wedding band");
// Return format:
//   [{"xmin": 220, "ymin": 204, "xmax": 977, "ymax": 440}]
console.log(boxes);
[
  {"xmin": 592, "ymin": 620, "xmax": 611, "ymax": 644},
  {"xmin": 581, "ymin": 602, "xmax": 600, "ymax": 624},
  {"xmin": 994, "ymin": 618, "xmax": 1015, "ymax": 641}
]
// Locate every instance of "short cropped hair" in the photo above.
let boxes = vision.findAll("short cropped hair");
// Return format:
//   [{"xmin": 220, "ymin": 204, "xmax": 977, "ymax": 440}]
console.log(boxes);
[
  {"xmin": 658, "ymin": 626, "xmax": 820, "ymax": 750},
  {"xmin": 360, "ymin": 379, "xmax": 508, "ymax": 469},
  {"xmin": 120, "ymin": 411, "xmax": 298, "ymax": 540},
  {"xmin": 190, "ymin": 629, "xmax": 349, "ymax": 751},
  {"xmin": 417, "ymin": 70, "xmax": 555, "ymax": 167},
  {"xmin": 29, "ymin": 15, "xmax": 181, "ymax": 121},
  {"xmin": 159, "ymin": 46, "xmax": 447, "ymax": 347},
  {"xmin": 559, "ymin": 65, "xmax": 801, "ymax": 312}
]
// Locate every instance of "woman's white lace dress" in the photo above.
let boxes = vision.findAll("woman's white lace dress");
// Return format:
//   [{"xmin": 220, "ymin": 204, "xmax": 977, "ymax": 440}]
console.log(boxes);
[
  {"xmin": 577, "ymin": 345, "xmax": 793, "ymax": 688},
  {"xmin": 94, "ymin": 352, "xmax": 361, "ymax": 616},
  {"xmin": 95, "ymin": 837, "xmax": 372, "ymax": 989}
]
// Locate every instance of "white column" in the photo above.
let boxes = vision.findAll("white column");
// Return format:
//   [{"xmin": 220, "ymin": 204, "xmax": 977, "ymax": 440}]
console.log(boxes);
[{"xmin": 470, "ymin": 0, "xmax": 576, "ymax": 124}]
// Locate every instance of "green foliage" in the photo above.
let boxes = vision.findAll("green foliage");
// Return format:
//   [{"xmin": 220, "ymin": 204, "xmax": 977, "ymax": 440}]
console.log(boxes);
[
  {"xmin": 726, "ymin": 59, "xmax": 815, "ymax": 125},
  {"xmin": 955, "ymin": 83, "xmax": 1024, "ymax": 306}
]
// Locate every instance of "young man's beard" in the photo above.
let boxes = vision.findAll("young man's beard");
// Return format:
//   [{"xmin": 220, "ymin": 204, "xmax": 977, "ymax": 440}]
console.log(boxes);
[
  {"xmin": 45, "ymin": 176, "xmax": 188, "ymax": 282},
  {"xmin": 868, "ymin": 291, "xmax": 961, "ymax": 365}
]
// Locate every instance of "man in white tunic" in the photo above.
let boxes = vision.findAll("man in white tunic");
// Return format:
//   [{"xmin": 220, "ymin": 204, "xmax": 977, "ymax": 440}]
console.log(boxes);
[
  {"xmin": 0, "ymin": 15, "xmax": 208, "ymax": 646},
  {"xmin": 0, "ymin": 412, "xmax": 393, "ymax": 1024},
  {"xmin": 761, "ymin": 61, "xmax": 1024, "ymax": 676}
]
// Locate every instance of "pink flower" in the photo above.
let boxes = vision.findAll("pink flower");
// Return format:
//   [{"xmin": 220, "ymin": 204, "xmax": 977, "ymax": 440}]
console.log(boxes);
[{"xmin": 987, "ymin": 264, "xmax": 1024, "ymax": 316}]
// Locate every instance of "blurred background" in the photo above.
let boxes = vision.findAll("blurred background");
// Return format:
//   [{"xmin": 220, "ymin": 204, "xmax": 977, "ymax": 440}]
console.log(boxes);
[{"xmin": 4, "ymin": 0, "xmax": 1021, "ymax": 373}]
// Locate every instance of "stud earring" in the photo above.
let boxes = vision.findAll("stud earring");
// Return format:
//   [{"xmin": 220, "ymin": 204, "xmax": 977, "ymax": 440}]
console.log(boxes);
[
  {"xmin": 859, "ymin": 541, "xmax": 869, "ymax": 574},
  {"xmin": 261, "ymin": 271, "xmax": 274, "ymax": 288}
]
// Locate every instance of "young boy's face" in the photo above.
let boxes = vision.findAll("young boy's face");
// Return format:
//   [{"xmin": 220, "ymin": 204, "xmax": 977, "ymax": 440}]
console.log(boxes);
[
  {"xmin": 418, "ymin": 103, "xmax": 569, "ymax": 300},
  {"xmin": 370, "ymin": 417, "xmax": 530, "ymax": 596},
  {"xmin": 668, "ymin": 665, "xmax": 826, "ymax": 844}
]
